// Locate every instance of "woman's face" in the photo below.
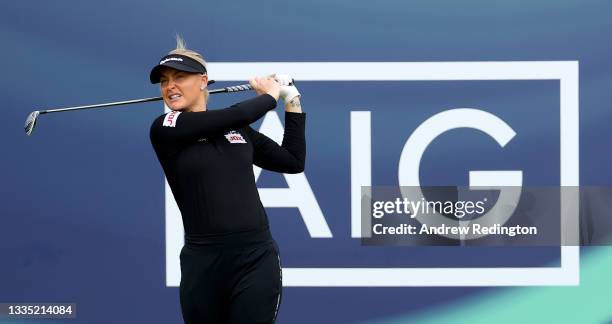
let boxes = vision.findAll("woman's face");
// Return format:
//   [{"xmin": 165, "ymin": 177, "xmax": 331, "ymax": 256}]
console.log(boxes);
[{"xmin": 159, "ymin": 67, "xmax": 208, "ymax": 111}]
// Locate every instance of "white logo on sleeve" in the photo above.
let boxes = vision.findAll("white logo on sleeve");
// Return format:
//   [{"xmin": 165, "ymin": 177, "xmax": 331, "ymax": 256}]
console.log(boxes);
[
  {"xmin": 224, "ymin": 131, "xmax": 247, "ymax": 143},
  {"xmin": 163, "ymin": 111, "xmax": 181, "ymax": 127}
]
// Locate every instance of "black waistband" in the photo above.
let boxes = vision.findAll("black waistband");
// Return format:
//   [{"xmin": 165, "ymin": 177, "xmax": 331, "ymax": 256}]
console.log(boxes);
[{"xmin": 185, "ymin": 225, "xmax": 273, "ymax": 247}]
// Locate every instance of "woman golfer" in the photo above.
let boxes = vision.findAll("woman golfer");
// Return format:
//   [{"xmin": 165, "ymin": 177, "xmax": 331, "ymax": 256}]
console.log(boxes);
[{"xmin": 148, "ymin": 37, "xmax": 305, "ymax": 323}]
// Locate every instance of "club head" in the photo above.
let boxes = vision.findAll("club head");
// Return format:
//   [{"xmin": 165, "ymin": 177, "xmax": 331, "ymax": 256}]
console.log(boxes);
[{"xmin": 24, "ymin": 111, "xmax": 40, "ymax": 136}]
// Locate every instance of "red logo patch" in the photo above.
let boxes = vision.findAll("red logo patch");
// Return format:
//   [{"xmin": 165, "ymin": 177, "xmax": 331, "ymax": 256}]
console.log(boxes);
[
  {"xmin": 163, "ymin": 111, "xmax": 181, "ymax": 127},
  {"xmin": 224, "ymin": 131, "xmax": 246, "ymax": 144}
]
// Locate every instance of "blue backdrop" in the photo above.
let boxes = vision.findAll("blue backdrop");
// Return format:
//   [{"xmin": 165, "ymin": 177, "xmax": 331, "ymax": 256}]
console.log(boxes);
[{"xmin": 2, "ymin": 1, "xmax": 612, "ymax": 323}]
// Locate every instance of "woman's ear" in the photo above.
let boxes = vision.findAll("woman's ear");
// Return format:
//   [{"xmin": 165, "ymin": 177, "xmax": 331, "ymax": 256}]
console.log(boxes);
[{"xmin": 200, "ymin": 74, "xmax": 208, "ymax": 90}]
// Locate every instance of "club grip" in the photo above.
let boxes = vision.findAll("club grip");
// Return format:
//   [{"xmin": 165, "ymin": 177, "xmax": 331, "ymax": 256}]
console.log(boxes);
[{"xmin": 225, "ymin": 84, "xmax": 253, "ymax": 92}]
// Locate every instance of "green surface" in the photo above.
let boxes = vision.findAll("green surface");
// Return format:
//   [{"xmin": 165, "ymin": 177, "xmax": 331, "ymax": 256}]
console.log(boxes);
[{"xmin": 372, "ymin": 247, "xmax": 612, "ymax": 324}]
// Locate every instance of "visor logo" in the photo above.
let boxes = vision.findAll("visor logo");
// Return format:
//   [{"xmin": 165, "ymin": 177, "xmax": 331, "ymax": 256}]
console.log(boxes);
[{"xmin": 160, "ymin": 57, "xmax": 184, "ymax": 65}]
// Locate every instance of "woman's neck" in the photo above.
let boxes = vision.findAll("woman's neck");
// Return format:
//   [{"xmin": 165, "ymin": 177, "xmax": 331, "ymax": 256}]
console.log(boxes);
[{"xmin": 186, "ymin": 96, "xmax": 207, "ymax": 112}]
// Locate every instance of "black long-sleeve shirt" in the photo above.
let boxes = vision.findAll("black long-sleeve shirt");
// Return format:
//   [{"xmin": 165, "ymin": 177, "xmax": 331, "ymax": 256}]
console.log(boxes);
[{"xmin": 149, "ymin": 94, "xmax": 306, "ymax": 235}]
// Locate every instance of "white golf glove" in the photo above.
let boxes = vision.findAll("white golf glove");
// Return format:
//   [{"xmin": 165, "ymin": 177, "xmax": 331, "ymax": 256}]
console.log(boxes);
[{"xmin": 274, "ymin": 74, "xmax": 300, "ymax": 102}]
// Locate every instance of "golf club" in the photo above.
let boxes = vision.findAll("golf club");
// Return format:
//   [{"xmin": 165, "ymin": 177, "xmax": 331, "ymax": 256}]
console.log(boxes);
[{"xmin": 24, "ymin": 81, "xmax": 257, "ymax": 136}]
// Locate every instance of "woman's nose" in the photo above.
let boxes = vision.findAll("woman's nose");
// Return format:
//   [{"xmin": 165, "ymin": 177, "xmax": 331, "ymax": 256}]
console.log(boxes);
[{"xmin": 166, "ymin": 79, "xmax": 176, "ymax": 89}]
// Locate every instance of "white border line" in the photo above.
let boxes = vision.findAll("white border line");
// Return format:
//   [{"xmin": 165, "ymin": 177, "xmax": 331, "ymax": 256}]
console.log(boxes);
[{"xmin": 166, "ymin": 61, "xmax": 579, "ymax": 287}]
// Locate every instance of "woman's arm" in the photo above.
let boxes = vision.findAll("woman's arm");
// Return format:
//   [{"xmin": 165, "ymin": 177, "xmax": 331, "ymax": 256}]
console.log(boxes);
[
  {"xmin": 150, "ymin": 94, "xmax": 277, "ymax": 151},
  {"xmin": 150, "ymin": 76, "xmax": 280, "ymax": 156},
  {"xmin": 284, "ymin": 96, "xmax": 302, "ymax": 113},
  {"xmin": 245, "ymin": 98, "xmax": 306, "ymax": 174}
]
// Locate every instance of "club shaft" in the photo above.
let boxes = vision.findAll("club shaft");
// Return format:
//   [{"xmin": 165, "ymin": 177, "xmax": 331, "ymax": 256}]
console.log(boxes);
[
  {"xmin": 39, "ymin": 83, "xmax": 253, "ymax": 115},
  {"xmin": 40, "ymin": 96, "xmax": 163, "ymax": 114}
]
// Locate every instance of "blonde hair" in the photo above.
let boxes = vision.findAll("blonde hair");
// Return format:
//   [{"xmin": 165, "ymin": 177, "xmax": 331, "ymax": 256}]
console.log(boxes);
[{"xmin": 169, "ymin": 34, "xmax": 209, "ymax": 102}]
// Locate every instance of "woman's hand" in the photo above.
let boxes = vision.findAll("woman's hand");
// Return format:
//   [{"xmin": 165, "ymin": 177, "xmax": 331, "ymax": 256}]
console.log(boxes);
[
  {"xmin": 274, "ymin": 74, "xmax": 301, "ymax": 103},
  {"xmin": 249, "ymin": 76, "xmax": 280, "ymax": 101}
]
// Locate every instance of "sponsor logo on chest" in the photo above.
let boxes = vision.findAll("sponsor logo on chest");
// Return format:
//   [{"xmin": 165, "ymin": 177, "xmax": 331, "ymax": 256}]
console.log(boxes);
[{"xmin": 224, "ymin": 131, "xmax": 246, "ymax": 144}]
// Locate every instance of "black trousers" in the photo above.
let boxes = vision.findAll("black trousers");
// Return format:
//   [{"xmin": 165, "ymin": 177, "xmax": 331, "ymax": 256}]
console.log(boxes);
[{"xmin": 180, "ymin": 226, "xmax": 283, "ymax": 324}]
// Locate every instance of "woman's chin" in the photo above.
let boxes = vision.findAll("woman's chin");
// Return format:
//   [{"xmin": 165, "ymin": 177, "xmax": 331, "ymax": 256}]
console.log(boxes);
[{"xmin": 167, "ymin": 101, "xmax": 186, "ymax": 111}]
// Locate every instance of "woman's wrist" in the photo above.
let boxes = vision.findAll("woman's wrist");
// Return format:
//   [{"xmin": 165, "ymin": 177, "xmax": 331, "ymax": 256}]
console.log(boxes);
[{"xmin": 284, "ymin": 96, "xmax": 302, "ymax": 113}]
